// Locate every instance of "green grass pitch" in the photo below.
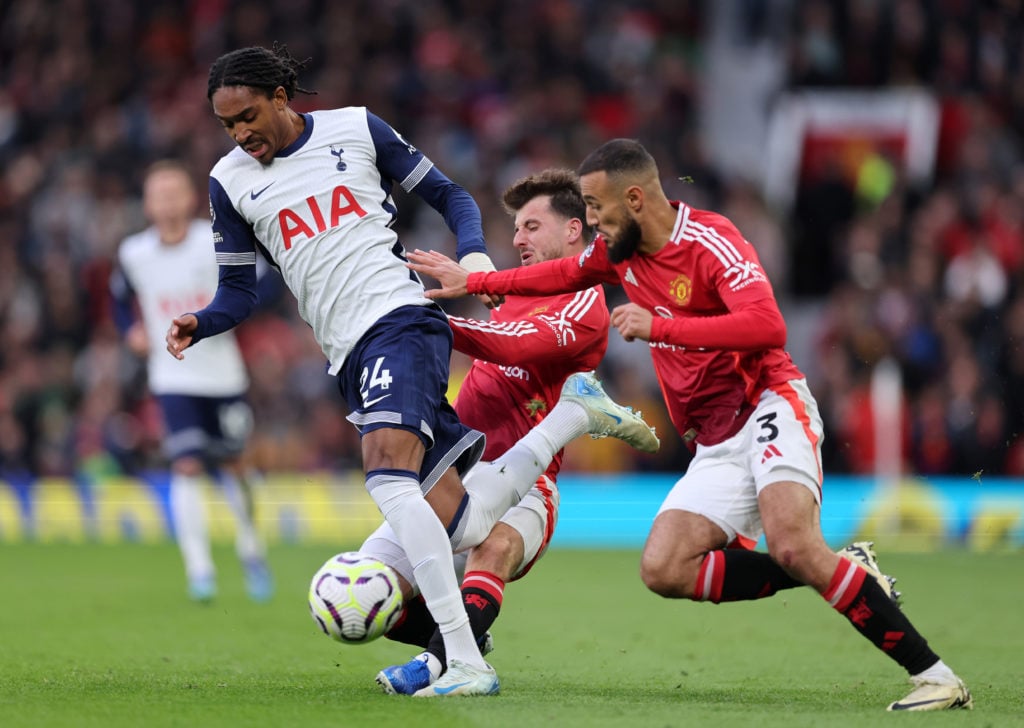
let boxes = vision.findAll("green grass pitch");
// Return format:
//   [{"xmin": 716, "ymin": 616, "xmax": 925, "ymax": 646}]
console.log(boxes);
[{"xmin": 1, "ymin": 543, "xmax": 1021, "ymax": 727}]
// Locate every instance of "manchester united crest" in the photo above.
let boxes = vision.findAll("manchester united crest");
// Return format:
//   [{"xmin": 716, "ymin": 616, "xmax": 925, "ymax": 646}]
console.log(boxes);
[{"xmin": 670, "ymin": 274, "xmax": 692, "ymax": 305}]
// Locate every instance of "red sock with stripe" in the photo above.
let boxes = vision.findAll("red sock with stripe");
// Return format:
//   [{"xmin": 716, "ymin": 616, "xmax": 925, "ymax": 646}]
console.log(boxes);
[
  {"xmin": 461, "ymin": 570, "xmax": 504, "ymax": 637},
  {"xmin": 426, "ymin": 570, "xmax": 505, "ymax": 663},
  {"xmin": 694, "ymin": 550, "xmax": 802, "ymax": 602},
  {"xmin": 823, "ymin": 557, "xmax": 939, "ymax": 674}
]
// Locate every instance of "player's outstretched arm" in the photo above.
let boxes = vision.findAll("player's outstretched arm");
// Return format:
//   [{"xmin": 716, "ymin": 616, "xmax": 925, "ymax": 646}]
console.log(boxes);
[
  {"xmin": 165, "ymin": 314, "xmax": 198, "ymax": 360},
  {"xmin": 407, "ymin": 249, "xmax": 471, "ymax": 300},
  {"xmin": 457, "ymin": 251, "xmax": 504, "ymax": 308}
]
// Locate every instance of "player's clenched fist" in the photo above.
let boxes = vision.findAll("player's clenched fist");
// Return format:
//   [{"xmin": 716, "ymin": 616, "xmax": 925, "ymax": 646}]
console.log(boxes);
[
  {"xmin": 610, "ymin": 303, "xmax": 653, "ymax": 343},
  {"xmin": 166, "ymin": 314, "xmax": 198, "ymax": 360}
]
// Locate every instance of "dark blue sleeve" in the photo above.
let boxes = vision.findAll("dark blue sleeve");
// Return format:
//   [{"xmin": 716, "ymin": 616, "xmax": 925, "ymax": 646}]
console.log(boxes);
[
  {"xmin": 109, "ymin": 267, "xmax": 137, "ymax": 334},
  {"xmin": 366, "ymin": 111, "xmax": 487, "ymax": 258},
  {"xmin": 254, "ymin": 261, "xmax": 286, "ymax": 311},
  {"xmin": 190, "ymin": 177, "xmax": 260, "ymax": 344}
]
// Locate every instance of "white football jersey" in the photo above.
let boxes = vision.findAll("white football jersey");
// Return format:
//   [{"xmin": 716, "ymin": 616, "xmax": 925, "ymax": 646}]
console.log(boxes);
[
  {"xmin": 117, "ymin": 220, "xmax": 249, "ymax": 396},
  {"xmin": 206, "ymin": 107, "xmax": 486, "ymax": 374}
]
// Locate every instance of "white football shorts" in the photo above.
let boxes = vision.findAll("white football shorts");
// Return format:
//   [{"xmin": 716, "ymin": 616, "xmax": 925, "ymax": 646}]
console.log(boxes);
[{"xmin": 657, "ymin": 378, "xmax": 824, "ymax": 546}]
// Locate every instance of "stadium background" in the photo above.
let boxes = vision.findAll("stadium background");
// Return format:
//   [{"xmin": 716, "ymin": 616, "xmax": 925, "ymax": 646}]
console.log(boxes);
[{"xmin": 1, "ymin": 0, "xmax": 1023, "ymax": 550}]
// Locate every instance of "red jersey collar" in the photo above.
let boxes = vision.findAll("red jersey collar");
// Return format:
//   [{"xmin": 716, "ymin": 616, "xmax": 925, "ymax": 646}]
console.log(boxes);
[{"xmin": 669, "ymin": 201, "xmax": 690, "ymax": 245}]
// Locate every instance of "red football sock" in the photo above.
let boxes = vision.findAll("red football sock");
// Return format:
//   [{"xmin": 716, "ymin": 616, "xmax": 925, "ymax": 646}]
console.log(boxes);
[
  {"xmin": 426, "ymin": 570, "xmax": 505, "ymax": 664},
  {"xmin": 824, "ymin": 558, "xmax": 939, "ymax": 675},
  {"xmin": 694, "ymin": 549, "xmax": 802, "ymax": 603}
]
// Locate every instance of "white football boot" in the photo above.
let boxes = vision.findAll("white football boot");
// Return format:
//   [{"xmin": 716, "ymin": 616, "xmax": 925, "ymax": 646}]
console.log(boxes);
[
  {"xmin": 887, "ymin": 676, "xmax": 973, "ymax": 711},
  {"xmin": 412, "ymin": 659, "xmax": 499, "ymax": 697},
  {"xmin": 560, "ymin": 372, "xmax": 660, "ymax": 453}
]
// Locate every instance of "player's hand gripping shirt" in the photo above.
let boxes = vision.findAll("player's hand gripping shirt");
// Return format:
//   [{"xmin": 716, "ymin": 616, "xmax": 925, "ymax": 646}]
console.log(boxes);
[
  {"xmin": 197, "ymin": 108, "xmax": 487, "ymax": 373},
  {"xmin": 114, "ymin": 219, "xmax": 248, "ymax": 396},
  {"xmin": 466, "ymin": 202, "xmax": 804, "ymax": 447},
  {"xmin": 450, "ymin": 286, "xmax": 608, "ymax": 478}
]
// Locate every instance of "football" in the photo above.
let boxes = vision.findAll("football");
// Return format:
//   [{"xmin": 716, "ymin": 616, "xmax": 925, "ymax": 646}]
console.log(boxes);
[{"xmin": 308, "ymin": 551, "xmax": 404, "ymax": 644}]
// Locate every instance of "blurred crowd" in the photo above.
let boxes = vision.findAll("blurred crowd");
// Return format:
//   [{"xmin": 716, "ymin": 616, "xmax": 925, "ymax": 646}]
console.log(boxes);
[{"xmin": 1, "ymin": 0, "xmax": 1023, "ymax": 481}]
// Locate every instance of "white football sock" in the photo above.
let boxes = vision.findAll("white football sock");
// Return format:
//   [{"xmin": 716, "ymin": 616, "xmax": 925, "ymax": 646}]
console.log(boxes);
[
  {"xmin": 415, "ymin": 651, "xmax": 443, "ymax": 681},
  {"xmin": 914, "ymin": 659, "xmax": 958, "ymax": 684},
  {"xmin": 368, "ymin": 470, "xmax": 485, "ymax": 669},
  {"xmin": 448, "ymin": 400, "xmax": 588, "ymax": 551},
  {"xmin": 218, "ymin": 469, "xmax": 265, "ymax": 564},
  {"xmin": 533, "ymin": 399, "xmax": 590, "ymax": 443},
  {"xmin": 169, "ymin": 473, "xmax": 214, "ymax": 581}
]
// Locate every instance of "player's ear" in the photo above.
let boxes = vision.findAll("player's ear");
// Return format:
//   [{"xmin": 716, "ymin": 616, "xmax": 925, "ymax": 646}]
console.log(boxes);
[
  {"xmin": 566, "ymin": 217, "xmax": 583, "ymax": 243},
  {"xmin": 625, "ymin": 184, "xmax": 644, "ymax": 212}
]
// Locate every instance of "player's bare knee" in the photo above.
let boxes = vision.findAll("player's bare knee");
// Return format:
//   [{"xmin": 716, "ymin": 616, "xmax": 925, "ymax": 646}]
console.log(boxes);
[
  {"xmin": 766, "ymin": 537, "xmax": 816, "ymax": 577},
  {"xmin": 640, "ymin": 553, "xmax": 695, "ymax": 598},
  {"xmin": 639, "ymin": 562, "xmax": 672, "ymax": 596}
]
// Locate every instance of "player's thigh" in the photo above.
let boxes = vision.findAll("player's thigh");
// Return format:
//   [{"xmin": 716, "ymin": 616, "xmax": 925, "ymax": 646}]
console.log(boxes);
[
  {"xmin": 360, "ymin": 520, "xmax": 469, "ymax": 598},
  {"xmin": 758, "ymin": 481, "xmax": 824, "ymax": 551},
  {"xmin": 656, "ymin": 440, "xmax": 762, "ymax": 548},
  {"xmin": 750, "ymin": 379, "xmax": 824, "ymax": 502},
  {"xmin": 748, "ymin": 382, "xmax": 831, "ymax": 567},
  {"xmin": 758, "ymin": 482, "xmax": 835, "ymax": 588},
  {"xmin": 337, "ymin": 304, "xmax": 457, "ymax": 438},
  {"xmin": 212, "ymin": 397, "xmax": 253, "ymax": 456},
  {"xmin": 338, "ymin": 305, "xmax": 483, "ymax": 487},
  {"xmin": 360, "ymin": 427, "xmax": 426, "ymax": 472},
  {"xmin": 158, "ymin": 393, "xmax": 249, "ymax": 466},
  {"xmin": 642, "ymin": 509, "xmax": 728, "ymax": 576}
]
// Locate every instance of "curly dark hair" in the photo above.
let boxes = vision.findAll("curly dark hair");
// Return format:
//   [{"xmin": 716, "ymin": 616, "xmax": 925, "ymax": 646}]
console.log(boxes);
[{"xmin": 207, "ymin": 42, "xmax": 317, "ymax": 101}]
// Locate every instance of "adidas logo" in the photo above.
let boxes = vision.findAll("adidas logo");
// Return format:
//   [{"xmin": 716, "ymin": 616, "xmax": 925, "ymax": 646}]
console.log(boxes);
[
  {"xmin": 760, "ymin": 444, "xmax": 782, "ymax": 463},
  {"xmin": 882, "ymin": 630, "xmax": 904, "ymax": 651}
]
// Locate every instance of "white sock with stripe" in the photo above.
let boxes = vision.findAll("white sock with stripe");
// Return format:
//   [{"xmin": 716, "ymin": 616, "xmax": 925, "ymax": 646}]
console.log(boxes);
[{"xmin": 367, "ymin": 469, "xmax": 486, "ymax": 670}]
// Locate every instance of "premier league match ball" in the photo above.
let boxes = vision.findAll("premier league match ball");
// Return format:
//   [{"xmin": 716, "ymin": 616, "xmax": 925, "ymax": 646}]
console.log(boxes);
[{"xmin": 308, "ymin": 552, "xmax": 404, "ymax": 644}]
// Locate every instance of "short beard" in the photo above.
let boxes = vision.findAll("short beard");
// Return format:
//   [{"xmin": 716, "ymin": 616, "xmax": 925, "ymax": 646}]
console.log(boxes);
[{"xmin": 606, "ymin": 217, "xmax": 642, "ymax": 264}]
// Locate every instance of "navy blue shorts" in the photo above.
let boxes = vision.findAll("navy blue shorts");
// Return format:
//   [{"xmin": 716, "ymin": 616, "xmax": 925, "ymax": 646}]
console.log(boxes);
[
  {"xmin": 338, "ymin": 305, "xmax": 484, "ymax": 491},
  {"xmin": 157, "ymin": 394, "xmax": 252, "ymax": 464}
]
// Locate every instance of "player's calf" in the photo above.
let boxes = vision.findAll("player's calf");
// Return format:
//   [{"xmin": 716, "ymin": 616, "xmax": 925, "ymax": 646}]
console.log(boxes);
[{"xmin": 837, "ymin": 541, "xmax": 901, "ymax": 606}]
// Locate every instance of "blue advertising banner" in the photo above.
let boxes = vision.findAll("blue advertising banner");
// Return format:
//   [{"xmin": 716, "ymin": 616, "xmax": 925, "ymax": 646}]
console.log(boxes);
[
  {"xmin": 1, "ymin": 472, "xmax": 1021, "ymax": 551},
  {"xmin": 553, "ymin": 473, "xmax": 1024, "ymax": 551}
]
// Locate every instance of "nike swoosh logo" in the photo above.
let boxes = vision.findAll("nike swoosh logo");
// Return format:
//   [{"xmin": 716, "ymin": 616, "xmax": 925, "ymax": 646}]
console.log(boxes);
[
  {"xmin": 250, "ymin": 182, "xmax": 275, "ymax": 200},
  {"xmin": 599, "ymin": 408, "xmax": 623, "ymax": 424},
  {"xmin": 891, "ymin": 698, "xmax": 958, "ymax": 710},
  {"xmin": 363, "ymin": 394, "xmax": 391, "ymax": 407},
  {"xmin": 433, "ymin": 681, "xmax": 472, "ymax": 695}
]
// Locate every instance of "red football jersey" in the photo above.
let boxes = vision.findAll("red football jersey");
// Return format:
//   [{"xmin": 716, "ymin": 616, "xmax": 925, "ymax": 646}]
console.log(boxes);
[
  {"xmin": 467, "ymin": 202, "xmax": 805, "ymax": 447},
  {"xmin": 451, "ymin": 286, "xmax": 608, "ymax": 479}
]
